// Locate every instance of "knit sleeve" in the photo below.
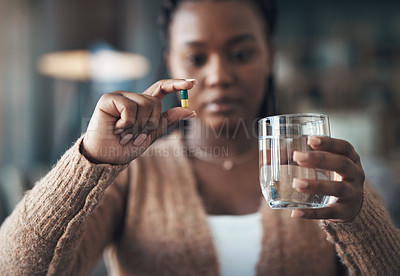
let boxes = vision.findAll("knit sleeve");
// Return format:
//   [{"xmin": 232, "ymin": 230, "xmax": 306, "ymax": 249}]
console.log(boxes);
[
  {"xmin": 320, "ymin": 186, "xmax": 400, "ymax": 276},
  {"xmin": 0, "ymin": 135, "xmax": 129, "ymax": 276}
]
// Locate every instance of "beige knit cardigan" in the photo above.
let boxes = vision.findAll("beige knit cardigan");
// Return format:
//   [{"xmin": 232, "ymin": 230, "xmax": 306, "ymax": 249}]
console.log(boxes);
[{"xmin": 0, "ymin": 132, "xmax": 399, "ymax": 276}]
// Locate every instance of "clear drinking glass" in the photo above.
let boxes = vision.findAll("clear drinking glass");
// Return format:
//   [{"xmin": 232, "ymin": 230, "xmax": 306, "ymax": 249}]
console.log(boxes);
[{"xmin": 258, "ymin": 113, "xmax": 333, "ymax": 209}]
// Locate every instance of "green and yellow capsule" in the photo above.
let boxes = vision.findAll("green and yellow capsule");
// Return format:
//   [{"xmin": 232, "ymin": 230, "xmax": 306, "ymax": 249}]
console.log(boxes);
[{"xmin": 180, "ymin": 89, "xmax": 189, "ymax": 108}]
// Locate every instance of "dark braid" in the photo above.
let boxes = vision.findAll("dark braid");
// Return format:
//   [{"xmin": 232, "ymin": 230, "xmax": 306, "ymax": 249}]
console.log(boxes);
[
  {"xmin": 157, "ymin": 0, "xmax": 178, "ymax": 50},
  {"xmin": 157, "ymin": 0, "xmax": 278, "ymax": 117}
]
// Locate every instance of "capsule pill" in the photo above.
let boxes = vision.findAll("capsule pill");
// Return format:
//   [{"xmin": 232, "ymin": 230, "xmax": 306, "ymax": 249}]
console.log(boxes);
[{"xmin": 180, "ymin": 89, "xmax": 188, "ymax": 108}]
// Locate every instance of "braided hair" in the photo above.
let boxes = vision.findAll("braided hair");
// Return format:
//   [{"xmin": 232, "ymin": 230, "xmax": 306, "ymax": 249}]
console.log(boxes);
[{"xmin": 157, "ymin": 0, "xmax": 278, "ymax": 117}]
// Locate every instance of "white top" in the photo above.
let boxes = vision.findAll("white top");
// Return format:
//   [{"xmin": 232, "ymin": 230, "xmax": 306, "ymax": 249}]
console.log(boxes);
[{"xmin": 207, "ymin": 212, "xmax": 263, "ymax": 276}]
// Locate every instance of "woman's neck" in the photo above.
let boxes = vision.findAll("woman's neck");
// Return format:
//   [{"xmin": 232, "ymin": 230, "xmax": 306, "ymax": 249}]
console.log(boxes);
[{"xmin": 183, "ymin": 119, "xmax": 257, "ymax": 157}]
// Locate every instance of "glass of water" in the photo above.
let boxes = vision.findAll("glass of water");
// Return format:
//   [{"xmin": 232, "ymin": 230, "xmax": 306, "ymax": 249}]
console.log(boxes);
[{"xmin": 258, "ymin": 113, "xmax": 333, "ymax": 209}]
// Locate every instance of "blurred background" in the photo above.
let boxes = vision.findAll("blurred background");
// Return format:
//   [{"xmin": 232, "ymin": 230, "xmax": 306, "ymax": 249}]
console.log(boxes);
[{"xmin": 1, "ymin": 0, "xmax": 400, "ymax": 273}]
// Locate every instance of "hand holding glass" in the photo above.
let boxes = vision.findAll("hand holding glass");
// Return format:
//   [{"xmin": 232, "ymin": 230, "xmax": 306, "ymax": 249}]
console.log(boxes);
[{"xmin": 259, "ymin": 113, "xmax": 334, "ymax": 209}]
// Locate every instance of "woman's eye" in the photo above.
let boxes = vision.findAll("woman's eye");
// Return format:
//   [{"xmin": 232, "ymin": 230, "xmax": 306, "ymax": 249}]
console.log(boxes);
[
  {"xmin": 231, "ymin": 49, "xmax": 253, "ymax": 63},
  {"xmin": 188, "ymin": 54, "xmax": 207, "ymax": 67}
]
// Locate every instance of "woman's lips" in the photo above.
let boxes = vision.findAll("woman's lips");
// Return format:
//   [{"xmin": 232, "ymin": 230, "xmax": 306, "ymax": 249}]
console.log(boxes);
[{"xmin": 203, "ymin": 98, "xmax": 242, "ymax": 113}]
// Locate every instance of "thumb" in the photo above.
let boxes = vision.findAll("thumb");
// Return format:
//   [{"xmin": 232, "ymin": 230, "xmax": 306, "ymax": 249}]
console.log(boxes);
[
  {"xmin": 149, "ymin": 107, "xmax": 196, "ymax": 142},
  {"xmin": 162, "ymin": 107, "xmax": 197, "ymax": 128}
]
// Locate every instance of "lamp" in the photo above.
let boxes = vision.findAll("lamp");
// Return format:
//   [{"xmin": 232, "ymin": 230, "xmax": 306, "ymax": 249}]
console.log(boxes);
[
  {"xmin": 36, "ymin": 47, "xmax": 150, "ymax": 161},
  {"xmin": 37, "ymin": 49, "xmax": 150, "ymax": 82}
]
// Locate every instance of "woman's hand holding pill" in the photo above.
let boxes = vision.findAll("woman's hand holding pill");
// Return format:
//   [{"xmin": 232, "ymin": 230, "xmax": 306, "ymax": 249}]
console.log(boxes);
[
  {"xmin": 291, "ymin": 136, "xmax": 365, "ymax": 222},
  {"xmin": 81, "ymin": 79, "xmax": 196, "ymax": 165}
]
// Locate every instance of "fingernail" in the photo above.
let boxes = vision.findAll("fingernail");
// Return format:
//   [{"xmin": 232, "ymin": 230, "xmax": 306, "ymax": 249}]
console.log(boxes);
[
  {"xmin": 184, "ymin": 78, "xmax": 198, "ymax": 84},
  {"xmin": 120, "ymin": 134, "xmax": 133, "ymax": 146},
  {"xmin": 291, "ymin": 210, "xmax": 305, "ymax": 218},
  {"xmin": 292, "ymin": 178, "xmax": 308, "ymax": 189},
  {"xmin": 114, "ymin": 128, "xmax": 124, "ymax": 135},
  {"xmin": 182, "ymin": 111, "xmax": 197, "ymax": 120},
  {"xmin": 133, "ymin": 133, "xmax": 148, "ymax": 147},
  {"xmin": 307, "ymin": 136, "xmax": 321, "ymax": 146},
  {"xmin": 293, "ymin": 151, "xmax": 308, "ymax": 162}
]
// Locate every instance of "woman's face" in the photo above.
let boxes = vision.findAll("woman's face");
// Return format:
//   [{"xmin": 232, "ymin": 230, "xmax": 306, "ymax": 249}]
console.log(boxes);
[{"xmin": 167, "ymin": 0, "xmax": 272, "ymax": 131}]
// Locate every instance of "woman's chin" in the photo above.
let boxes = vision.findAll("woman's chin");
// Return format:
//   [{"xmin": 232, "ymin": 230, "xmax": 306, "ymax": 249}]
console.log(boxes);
[{"xmin": 199, "ymin": 113, "xmax": 252, "ymax": 136}]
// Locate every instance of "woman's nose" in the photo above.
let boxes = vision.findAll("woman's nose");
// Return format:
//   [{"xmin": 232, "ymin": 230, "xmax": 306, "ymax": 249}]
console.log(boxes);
[{"xmin": 204, "ymin": 55, "xmax": 234, "ymax": 88}]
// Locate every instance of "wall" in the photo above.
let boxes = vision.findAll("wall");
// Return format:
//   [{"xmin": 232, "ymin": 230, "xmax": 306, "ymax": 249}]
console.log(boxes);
[
  {"xmin": 0, "ymin": 0, "xmax": 399, "ymax": 181},
  {"xmin": 0, "ymin": 0, "xmax": 34, "ymax": 168}
]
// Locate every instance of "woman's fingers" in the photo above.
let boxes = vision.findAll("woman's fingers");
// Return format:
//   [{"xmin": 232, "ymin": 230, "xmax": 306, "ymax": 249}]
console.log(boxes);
[
  {"xmin": 118, "ymin": 97, "xmax": 162, "ymax": 147},
  {"xmin": 290, "ymin": 136, "xmax": 365, "ymax": 222},
  {"xmin": 308, "ymin": 136, "xmax": 361, "ymax": 164},
  {"xmin": 292, "ymin": 178, "xmax": 353, "ymax": 199},
  {"xmin": 140, "ymin": 95, "xmax": 162, "ymax": 134},
  {"xmin": 143, "ymin": 79, "xmax": 196, "ymax": 99},
  {"xmin": 133, "ymin": 96, "xmax": 156, "ymax": 132},
  {"xmin": 109, "ymin": 78, "xmax": 196, "ymax": 133},
  {"xmin": 82, "ymin": 79, "xmax": 197, "ymax": 164},
  {"xmin": 113, "ymin": 99, "xmax": 196, "ymax": 147},
  {"xmin": 293, "ymin": 178, "xmax": 349, "ymax": 197},
  {"xmin": 149, "ymin": 107, "xmax": 197, "ymax": 141},
  {"xmin": 293, "ymin": 151, "xmax": 361, "ymax": 180},
  {"xmin": 291, "ymin": 206, "xmax": 340, "ymax": 220},
  {"xmin": 106, "ymin": 91, "xmax": 156, "ymax": 132},
  {"xmin": 97, "ymin": 92, "xmax": 137, "ymax": 130},
  {"xmin": 290, "ymin": 198, "xmax": 363, "ymax": 221},
  {"xmin": 122, "ymin": 107, "xmax": 197, "ymax": 149}
]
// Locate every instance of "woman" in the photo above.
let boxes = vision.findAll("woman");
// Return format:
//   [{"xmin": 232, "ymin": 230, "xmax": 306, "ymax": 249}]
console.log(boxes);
[{"xmin": 0, "ymin": 0, "xmax": 399, "ymax": 275}]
